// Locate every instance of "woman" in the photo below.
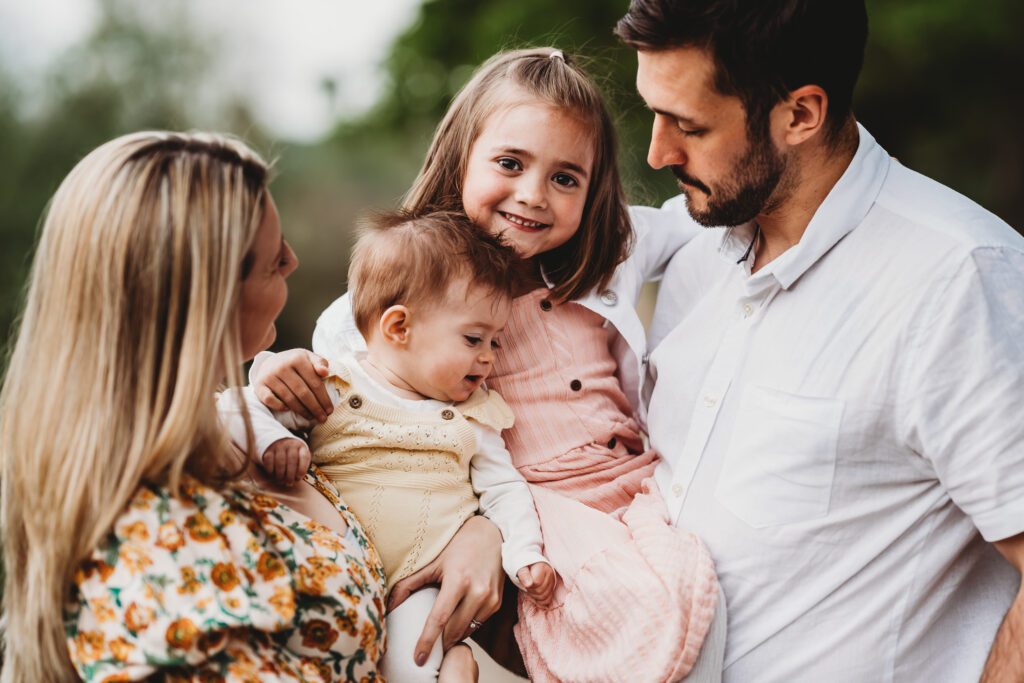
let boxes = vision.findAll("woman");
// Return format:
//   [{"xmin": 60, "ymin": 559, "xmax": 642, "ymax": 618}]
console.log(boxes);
[{"xmin": 0, "ymin": 131, "xmax": 502, "ymax": 681}]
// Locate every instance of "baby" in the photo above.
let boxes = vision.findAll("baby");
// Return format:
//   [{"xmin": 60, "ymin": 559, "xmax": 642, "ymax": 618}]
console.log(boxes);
[{"xmin": 220, "ymin": 210, "xmax": 554, "ymax": 683}]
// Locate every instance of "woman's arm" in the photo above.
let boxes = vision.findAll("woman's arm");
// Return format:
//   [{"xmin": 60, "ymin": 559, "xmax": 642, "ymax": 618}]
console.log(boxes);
[{"xmin": 388, "ymin": 516, "xmax": 505, "ymax": 662}]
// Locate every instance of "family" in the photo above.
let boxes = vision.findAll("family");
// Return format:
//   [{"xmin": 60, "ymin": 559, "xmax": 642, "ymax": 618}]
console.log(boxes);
[{"xmin": 2, "ymin": 1, "xmax": 1022, "ymax": 682}]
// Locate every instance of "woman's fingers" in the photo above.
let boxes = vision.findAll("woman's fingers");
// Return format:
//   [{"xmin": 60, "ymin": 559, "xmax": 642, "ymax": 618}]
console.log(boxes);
[{"xmin": 252, "ymin": 350, "xmax": 332, "ymax": 420}]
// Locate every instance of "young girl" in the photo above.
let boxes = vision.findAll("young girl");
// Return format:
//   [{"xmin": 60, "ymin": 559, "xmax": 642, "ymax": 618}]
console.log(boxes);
[{"xmin": 259, "ymin": 48, "xmax": 724, "ymax": 682}]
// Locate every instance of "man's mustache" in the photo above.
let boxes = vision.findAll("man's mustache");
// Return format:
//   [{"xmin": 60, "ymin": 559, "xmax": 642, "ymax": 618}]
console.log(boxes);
[{"xmin": 671, "ymin": 166, "xmax": 711, "ymax": 195}]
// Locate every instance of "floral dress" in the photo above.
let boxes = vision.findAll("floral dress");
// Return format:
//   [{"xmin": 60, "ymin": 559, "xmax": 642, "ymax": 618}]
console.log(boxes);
[{"xmin": 65, "ymin": 466, "xmax": 387, "ymax": 682}]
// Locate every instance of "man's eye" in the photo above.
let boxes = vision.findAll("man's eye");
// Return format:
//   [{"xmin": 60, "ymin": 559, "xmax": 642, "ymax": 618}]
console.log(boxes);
[
  {"xmin": 464, "ymin": 335, "xmax": 481, "ymax": 346},
  {"xmin": 497, "ymin": 157, "xmax": 522, "ymax": 171},
  {"xmin": 677, "ymin": 124, "xmax": 705, "ymax": 137}
]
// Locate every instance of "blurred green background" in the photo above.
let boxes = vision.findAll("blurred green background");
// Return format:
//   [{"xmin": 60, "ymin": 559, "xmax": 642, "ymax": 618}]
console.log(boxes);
[{"xmin": 1, "ymin": 0, "xmax": 1022, "ymax": 364}]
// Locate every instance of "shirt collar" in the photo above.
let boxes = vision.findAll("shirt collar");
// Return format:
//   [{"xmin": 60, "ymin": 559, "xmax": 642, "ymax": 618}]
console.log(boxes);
[{"xmin": 717, "ymin": 123, "xmax": 891, "ymax": 289}]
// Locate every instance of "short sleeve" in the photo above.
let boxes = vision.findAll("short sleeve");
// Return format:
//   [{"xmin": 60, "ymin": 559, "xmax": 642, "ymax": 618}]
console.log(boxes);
[
  {"xmin": 460, "ymin": 389, "xmax": 515, "ymax": 432},
  {"xmin": 901, "ymin": 247, "xmax": 1024, "ymax": 542}
]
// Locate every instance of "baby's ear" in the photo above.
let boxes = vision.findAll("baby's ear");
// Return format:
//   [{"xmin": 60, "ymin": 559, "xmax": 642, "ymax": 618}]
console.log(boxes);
[{"xmin": 378, "ymin": 305, "xmax": 412, "ymax": 345}]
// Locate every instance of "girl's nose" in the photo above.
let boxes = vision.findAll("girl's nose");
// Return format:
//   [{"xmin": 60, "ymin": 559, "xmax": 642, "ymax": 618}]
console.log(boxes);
[{"xmin": 515, "ymin": 173, "xmax": 547, "ymax": 208}]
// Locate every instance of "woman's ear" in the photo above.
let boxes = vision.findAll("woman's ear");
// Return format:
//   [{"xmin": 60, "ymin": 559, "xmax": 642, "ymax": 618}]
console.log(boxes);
[{"xmin": 378, "ymin": 305, "xmax": 412, "ymax": 346}]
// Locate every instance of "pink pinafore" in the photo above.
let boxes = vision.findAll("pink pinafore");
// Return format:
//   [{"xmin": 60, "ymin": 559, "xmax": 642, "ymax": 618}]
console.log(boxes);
[{"xmin": 487, "ymin": 288, "xmax": 720, "ymax": 682}]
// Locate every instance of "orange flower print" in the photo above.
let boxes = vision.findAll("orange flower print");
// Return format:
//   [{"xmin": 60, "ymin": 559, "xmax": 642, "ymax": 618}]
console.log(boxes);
[
  {"xmin": 166, "ymin": 618, "xmax": 200, "ymax": 651},
  {"xmin": 124, "ymin": 602, "xmax": 155, "ymax": 632},
  {"xmin": 219, "ymin": 509, "xmax": 237, "ymax": 527},
  {"xmin": 108, "ymin": 636, "xmax": 132, "ymax": 662},
  {"xmin": 155, "ymin": 521, "xmax": 185, "ymax": 552},
  {"xmin": 223, "ymin": 595, "xmax": 243, "ymax": 611},
  {"xmin": 359, "ymin": 621, "xmax": 378, "ymax": 652},
  {"xmin": 335, "ymin": 607, "xmax": 360, "ymax": 637},
  {"xmin": 178, "ymin": 566, "xmax": 202, "ymax": 595},
  {"xmin": 118, "ymin": 520, "xmax": 150, "ymax": 543},
  {"xmin": 89, "ymin": 596, "xmax": 117, "ymax": 624},
  {"xmin": 227, "ymin": 657, "xmax": 260, "ymax": 680},
  {"xmin": 300, "ymin": 619, "xmax": 339, "ymax": 652},
  {"xmin": 309, "ymin": 528, "xmax": 344, "ymax": 553},
  {"xmin": 268, "ymin": 585, "xmax": 296, "ymax": 620},
  {"xmin": 118, "ymin": 544, "xmax": 153, "ymax": 575},
  {"xmin": 251, "ymin": 494, "xmax": 280, "ymax": 511},
  {"xmin": 130, "ymin": 487, "xmax": 157, "ymax": 509},
  {"xmin": 299, "ymin": 658, "xmax": 333, "ymax": 681},
  {"xmin": 296, "ymin": 565, "xmax": 325, "ymax": 595},
  {"xmin": 185, "ymin": 513, "xmax": 218, "ymax": 542},
  {"xmin": 73, "ymin": 630, "xmax": 105, "ymax": 664},
  {"xmin": 100, "ymin": 673, "xmax": 133, "ymax": 682},
  {"xmin": 256, "ymin": 552, "xmax": 286, "ymax": 580},
  {"xmin": 210, "ymin": 562, "xmax": 240, "ymax": 591}
]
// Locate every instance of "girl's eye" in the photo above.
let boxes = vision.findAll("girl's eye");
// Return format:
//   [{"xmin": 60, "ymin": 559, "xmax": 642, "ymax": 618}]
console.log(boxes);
[
  {"xmin": 464, "ymin": 335, "xmax": 482, "ymax": 346},
  {"xmin": 552, "ymin": 172, "xmax": 578, "ymax": 188},
  {"xmin": 496, "ymin": 157, "xmax": 522, "ymax": 172}
]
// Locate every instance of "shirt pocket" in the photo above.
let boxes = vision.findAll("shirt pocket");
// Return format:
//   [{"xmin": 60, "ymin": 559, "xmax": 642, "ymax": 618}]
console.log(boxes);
[{"xmin": 715, "ymin": 385, "xmax": 843, "ymax": 528}]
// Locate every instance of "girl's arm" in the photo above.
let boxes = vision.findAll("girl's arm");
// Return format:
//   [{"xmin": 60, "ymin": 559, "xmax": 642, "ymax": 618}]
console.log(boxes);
[{"xmin": 469, "ymin": 425, "xmax": 548, "ymax": 587}]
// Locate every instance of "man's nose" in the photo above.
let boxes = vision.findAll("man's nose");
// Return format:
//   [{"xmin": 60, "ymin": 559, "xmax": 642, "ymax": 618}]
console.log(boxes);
[{"xmin": 648, "ymin": 117, "xmax": 686, "ymax": 170}]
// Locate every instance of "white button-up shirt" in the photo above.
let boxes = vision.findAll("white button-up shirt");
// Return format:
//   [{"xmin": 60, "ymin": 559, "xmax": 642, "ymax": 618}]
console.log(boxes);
[{"xmin": 648, "ymin": 124, "xmax": 1024, "ymax": 682}]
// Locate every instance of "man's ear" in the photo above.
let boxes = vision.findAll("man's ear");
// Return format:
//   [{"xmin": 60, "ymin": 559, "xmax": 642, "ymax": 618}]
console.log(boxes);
[
  {"xmin": 775, "ymin": 84, "xmax": 829, "ymax": 147},
  {"xmin": 378, "ymin": 305, "xmax": 412, "ymax": 346}
]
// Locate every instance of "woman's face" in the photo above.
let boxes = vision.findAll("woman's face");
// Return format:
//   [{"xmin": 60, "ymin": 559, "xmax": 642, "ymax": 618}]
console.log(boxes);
[{"xmin": 238, "ymin": 194, "xmax": 297, "ymax": 361}]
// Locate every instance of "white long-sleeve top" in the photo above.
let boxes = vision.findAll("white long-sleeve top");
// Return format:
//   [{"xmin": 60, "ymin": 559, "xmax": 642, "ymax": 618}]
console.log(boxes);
[{"xmin": 218, "ymin": 354, "xmax": 547, "ymax": 587}]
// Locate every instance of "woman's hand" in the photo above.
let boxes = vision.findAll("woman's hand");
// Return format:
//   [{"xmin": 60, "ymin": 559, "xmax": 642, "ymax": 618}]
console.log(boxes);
[
  {"xmin": 252, "ymin": 349, "xmax": 332, "ymax": 422},
  {"xmin": 388, "ymin": 516, "xmax": 504, "ymax": 664}
]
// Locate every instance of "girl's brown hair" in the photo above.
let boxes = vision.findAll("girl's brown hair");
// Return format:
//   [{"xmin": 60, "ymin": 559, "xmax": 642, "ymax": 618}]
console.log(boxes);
[{"xmin": 405, "ymin": 47, "xmax": 633, "ymax": 302}]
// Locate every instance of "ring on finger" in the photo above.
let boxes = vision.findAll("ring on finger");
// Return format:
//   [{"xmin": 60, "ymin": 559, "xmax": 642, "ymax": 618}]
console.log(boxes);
[{"xmin": 468, "ymin": 618, "xmax": 483, "ymax": 631}]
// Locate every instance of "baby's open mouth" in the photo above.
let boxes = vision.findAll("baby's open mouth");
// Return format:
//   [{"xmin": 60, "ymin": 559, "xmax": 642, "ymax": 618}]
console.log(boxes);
[
  {"xmin": 465, "ymin": 374, "xmax": 482, "ymax": 383},
  {"xmin": 500, "ymin": 211, "xmax": 549, "ymax": 229}
]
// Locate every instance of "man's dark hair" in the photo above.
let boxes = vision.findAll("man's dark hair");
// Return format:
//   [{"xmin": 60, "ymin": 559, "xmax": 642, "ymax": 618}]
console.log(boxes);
[{"xmin": 616, "ymin": 0, "xmax": 868, "ymax": 146}]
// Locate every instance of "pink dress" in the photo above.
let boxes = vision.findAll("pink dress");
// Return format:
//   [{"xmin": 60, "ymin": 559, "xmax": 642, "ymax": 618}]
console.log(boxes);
[{"xmin": 487, "ymin": 289, "xmax": 719, "ymax": 683}]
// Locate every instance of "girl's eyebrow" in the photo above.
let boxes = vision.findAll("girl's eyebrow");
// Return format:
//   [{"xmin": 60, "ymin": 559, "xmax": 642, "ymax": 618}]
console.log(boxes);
[{"xmin": 491, "ymin": 146, "xmax": 590, "ymax": 179}]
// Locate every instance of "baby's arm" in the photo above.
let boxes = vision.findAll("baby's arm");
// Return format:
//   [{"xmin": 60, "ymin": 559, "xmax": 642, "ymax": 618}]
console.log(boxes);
[
  {"xmin": 215, "ymin": 385, "xmax": 319, "ymax": 484},
  {"xmin": 469, "ymin": 424, "xmax": 555, "ymax": 607}
]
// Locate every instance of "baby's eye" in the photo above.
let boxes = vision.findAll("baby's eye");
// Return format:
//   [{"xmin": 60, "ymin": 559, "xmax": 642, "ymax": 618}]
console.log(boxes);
[
  {"xmin": 464, "ymin": 335, "xmax": 482, "ymax": 346},
  {"xmin": 490, "ymin": 339, "xmax": 502, "ymax": 350},
  {"xmin": 497, "ymin": 157, "xmax": 522, "ymax": 172},
  {"xmin": 552, "ymin": 172, "xmax": 578, "ymax": 188}
]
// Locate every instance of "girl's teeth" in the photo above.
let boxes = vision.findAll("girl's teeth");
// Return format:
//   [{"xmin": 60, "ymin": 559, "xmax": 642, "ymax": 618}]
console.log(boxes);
[{"xmin": 504, "ymin": 213, "xmax": 543, "ymax": 228}]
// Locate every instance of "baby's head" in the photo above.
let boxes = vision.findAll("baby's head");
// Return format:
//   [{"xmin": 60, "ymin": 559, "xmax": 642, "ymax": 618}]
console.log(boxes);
[
  {"xmin": 349, "ymin": 210, "xmax": 519, "ymax": 402},
  {"xmin": 406, "ymin": 48, "xmax": 633, "ymax": 302}
]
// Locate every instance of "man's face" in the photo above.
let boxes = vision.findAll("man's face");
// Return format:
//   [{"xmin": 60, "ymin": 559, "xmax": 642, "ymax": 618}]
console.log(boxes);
[{"xmin": 637, "ymin": 46, "xmax": 788, "ymax": 227}]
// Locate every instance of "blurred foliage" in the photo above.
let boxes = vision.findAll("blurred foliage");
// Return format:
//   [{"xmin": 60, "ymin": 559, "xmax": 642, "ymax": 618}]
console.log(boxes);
[{"xmin": 1, "ymin": 0, "xmax": 1022, "ymax": 367}]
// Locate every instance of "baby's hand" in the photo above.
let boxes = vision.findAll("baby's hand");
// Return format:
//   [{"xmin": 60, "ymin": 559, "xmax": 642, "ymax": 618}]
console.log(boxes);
[
  {"xmin": 517, "ymin": 562, "xmax": 557, "ymax": 608},
  {"xmin": 261, "ymin": 437, "xmax": 311, "ymax": 486}
]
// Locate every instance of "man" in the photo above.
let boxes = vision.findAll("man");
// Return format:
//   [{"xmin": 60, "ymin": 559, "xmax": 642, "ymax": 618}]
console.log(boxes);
[{"xmin": 616, "ymin": 1, "xmax": 1024, "ymax": 680}]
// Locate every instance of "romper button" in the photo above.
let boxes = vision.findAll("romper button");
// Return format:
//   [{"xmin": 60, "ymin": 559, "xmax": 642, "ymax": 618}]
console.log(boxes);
[
  {"xmin": 600, "ymin": 289, "xmax": 618, "ymax": 306},
  {"xmin": 540, "ymin": 299, "xmax": 552, "ymax": 311},
  {"xmin": 441, "ymin": 409, "xmax": 455, "ymax": 420},
  {"xmin": 348, "ymin": 395, "xmax": 362, "ymax": 409},
  {"xmin": 570, "ymin": 379, "xmax": 582, "ymax": 392},
  {"xmin": 672, "ymin": 483, "xmax": 684, "ymax": 497}
]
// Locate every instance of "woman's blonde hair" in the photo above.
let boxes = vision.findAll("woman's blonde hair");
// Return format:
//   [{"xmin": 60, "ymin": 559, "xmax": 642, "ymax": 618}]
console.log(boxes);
[
  {"xmin": 0, "ymin": 131, "xmax": 269, "ymax": 681},
  {"xmin": 405, "ymin": 47, "xmax": 633, "ymax": 302}
]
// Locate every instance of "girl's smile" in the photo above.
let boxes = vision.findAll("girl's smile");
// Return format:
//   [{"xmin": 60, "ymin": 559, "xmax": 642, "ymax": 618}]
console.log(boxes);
[{"xmin": 462, "ymin": 99, "xmax": 595, "ymax": 260}]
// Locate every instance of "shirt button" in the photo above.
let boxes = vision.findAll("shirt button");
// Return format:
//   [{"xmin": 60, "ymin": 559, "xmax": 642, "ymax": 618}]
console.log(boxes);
[
  {"xmin": 570, "ymin": 379, "xmax": 582, "ymax": 392},
  {"xmin": 703, "ymin": 395, "xmax": 717, "ymax": 408},
  {"xmin": 600, "ymin": 289, "xmax": 618, "ymax": 306},
  {"xmin": 742, "ymin": 303, "xmax": 754, "ymax": 317},
  {"xmin": 441, "ymin": 409, "xmax": 455, "ymax": 420},
  {"xmin": 348, "ymin": 395, "xmax": 362, "ymax": 409},
  {"xmin": 672, "ymin": 483, "xmax": 684, "ymax": 497},
  {"xmin": 540, "ymin": 299, "xmax": 552, "ymax": 311}
]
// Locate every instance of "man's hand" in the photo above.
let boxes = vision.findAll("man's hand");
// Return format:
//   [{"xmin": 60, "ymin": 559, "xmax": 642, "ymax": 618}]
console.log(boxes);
[
  {"xmin": 517, "ymin": 562, "xmax": 557, "ymax": 608},
  {"xmin": 981, "ymin": 532, "xmax": 1024, "ymax": 682},
  {"xmin": 388, "ymin": 516, "xmax": 504, "ymax": 665},
  {"xmin": 253, "ymin": 349, "xmax": 332, "ymax": 422},
  {"xmin": 261, "ymin": 437, "xmax": 311, "ymax": 486}
]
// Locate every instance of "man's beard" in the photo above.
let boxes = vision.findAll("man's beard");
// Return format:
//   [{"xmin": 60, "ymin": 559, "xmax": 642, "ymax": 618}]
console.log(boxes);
[{"xmin": 673, "ymin": 126, "xmax": 788, "ymax": 228}]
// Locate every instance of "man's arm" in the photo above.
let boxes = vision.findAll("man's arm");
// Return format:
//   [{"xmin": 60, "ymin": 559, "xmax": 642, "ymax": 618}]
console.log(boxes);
[{"xmin": 981, "ymin": 532, "xmax": 1024, "ymax": 682}]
